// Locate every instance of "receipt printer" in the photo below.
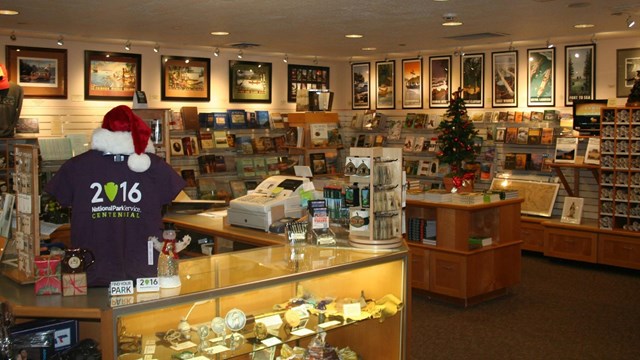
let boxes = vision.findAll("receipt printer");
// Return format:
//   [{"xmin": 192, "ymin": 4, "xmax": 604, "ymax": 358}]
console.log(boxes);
[{"xmin": 227, "ymin": 176, "xmax": 311, "ymax": 231}]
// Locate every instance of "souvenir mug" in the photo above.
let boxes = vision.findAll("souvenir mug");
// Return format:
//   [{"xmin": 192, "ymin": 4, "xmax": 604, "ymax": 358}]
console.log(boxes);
[{"xmin": 62, "ymin": 248, "xmax": 95, "ymax": 274}]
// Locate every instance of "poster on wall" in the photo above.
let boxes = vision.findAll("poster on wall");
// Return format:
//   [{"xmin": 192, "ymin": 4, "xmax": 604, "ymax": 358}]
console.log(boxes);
[
  {"xmin": 402, "ymin": 58, "xmax": 423, "ymax": 109},
  {"xmin": 376, "ymin": 60, "xmax": 395, "ymax": 109},
  {"xmin": 492, "ymin": 50, "xmax": 518, "ymax": 107},
  {"xmin": 429, "ymin": 55, "xmax": 451, "ymax": 108},
  {"xmin": 352, "ymin": 62, "xmax": 370, "ymax": 110},
  {"xmin": 6, "ymin": 46, "xmax": 67, "ymax": 99},
  {"xmin": 460, "ymin": 53, "xmax": 484, "ymax": 108},
  {"xmin": 287, "ymin": 64, "xmax": 330, "ymax": 103},
  {"xmin": 565, "ymin": 44, "xmax": 596, "ymax": 106},
  {"xmin": 161, "ymin": 55, "xmax": 211, "ymax": 101},
  {"xmin": 527, "ymin": 48, "xmax": 555, "ymax": 107},
  {"xmin": 229, "ymin": 60, "xmax": 272, "ymax": 103},
  {"xmin": 616, "ymin": 48, "xmax": 640, "ymax": 98}
]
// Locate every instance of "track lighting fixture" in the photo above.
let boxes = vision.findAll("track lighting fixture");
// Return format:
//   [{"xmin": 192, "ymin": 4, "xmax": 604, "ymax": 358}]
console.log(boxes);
[
  {"xmin": 213, "ymin": 47, "xmax": 220, "ymax": 57},
  {"xmin": 153, "ymin": 44, "xmax": 159, "ymax": 53},
  {"xmin": 627, "ymin": 15, "xmax": 636, "ymax": 28},
  {"xmin": 237, "ymin": 50, "xmax": 243, "ymax": 59},
  {"xmin": 57, "ymin": 36, "xmax": 64, "ymax": 46},
  {"xmin": 124, "ymin": 41, "xmax": 131, "ymax": 51},
  {"xmin": 546, "ymin": 39, "xmax": 554, "ymax": 48},
  {"xmin": 591, "ymin": 35, "xmax": 597, "ymax": 44},
  {"xmin": 508, "ymin": 41, "xmax": 514, "ymax": 52},
  {"xmin": 417, "ymin": 52, "xmax": 422, "ymax": 60},
  {"xmin": 9, "ymin": 31, "xmax": 16, "ymax": 41},
  {"xmin": 313, "ymin": 56, "xmax": 319, "ymax": 65},
  {"xmin": 283, "ymin": 54, "xmax": 288, "ymax": 63}
]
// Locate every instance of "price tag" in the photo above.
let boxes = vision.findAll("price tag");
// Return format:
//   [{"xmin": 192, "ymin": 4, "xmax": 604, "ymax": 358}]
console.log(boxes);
[
  {"xmin": 137, "ymin": 277, "xmax": 160, "ymax": 292},
  {"xmin": 109, "ymin": 280, "xmax": 134, "ymax": 296}
]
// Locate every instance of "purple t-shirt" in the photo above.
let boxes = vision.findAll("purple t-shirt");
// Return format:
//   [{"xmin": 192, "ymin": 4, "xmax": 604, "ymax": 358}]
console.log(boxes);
[{"xmin": 44, "ymin": 150, "xmax": 186, "ymax": 287}]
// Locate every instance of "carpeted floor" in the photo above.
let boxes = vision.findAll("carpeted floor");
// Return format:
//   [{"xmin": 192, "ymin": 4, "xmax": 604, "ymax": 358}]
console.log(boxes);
[{"xmin": 409, "ymin": 252, "xmax": 640, "ymax": 360}]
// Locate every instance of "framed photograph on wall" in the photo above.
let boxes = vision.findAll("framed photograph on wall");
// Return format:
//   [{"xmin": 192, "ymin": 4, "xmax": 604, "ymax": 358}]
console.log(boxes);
[
  {"xmin": 492, "ymin": 50, "xmax": 518, "ymax": 107},
  {"xmin": 461, "ymin": 53, "xmax": 484, "ymax": 108},
  {"xmin": 561, "ymin": 197, "xmax": 584, "ymax": 224},
  {"xmin": 287, "ymin": 64, "xmax": 329, "ymax": 103},
  {"xmin": 376, "ymin": 60, "xmax": 395, "ymax": 109},
  {"xmin": 229, "ymin": 60, "xmax": 272, "ymax": 103},
  {"xmin": 161, "ymin": 55, "xmax": 210, "ymax": 101},
  {"xmin": 616, "ymin": 48, "xmax": 640, "ymax": 98},
  {"xmin": 565, "ymin": 44, "xmax": 596, "ymax": 106},
  {"xmin": 402, "ymin": 58, "xmax": 422, "ymax": 109},
  {"xmin": 352, "ymin": 62, "xmax": 370, "ymax": 110},
  {"xmin": 5, "ymin": 46, "xmax": 67, "ymax": 99},
  {"xmin": 84, "ymin": 50, "xmax": 141, "ymax": 101},
  {"xmin": 527, "ymin": 47, "xmax": 555, "ymax": 107},
  {"xmin": 429, "ymin": 55, "xmax": 451, "ymax": 108}
]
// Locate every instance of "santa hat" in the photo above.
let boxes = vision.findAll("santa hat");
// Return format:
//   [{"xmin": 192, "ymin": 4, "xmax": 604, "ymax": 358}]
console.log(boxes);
[
  {"xmin": 0, "ymin": 64, "xmax": 10, "ymax": 90},
  {"xmin": 91, "ymin": 105, "xmax": 155, "ymax": 172}
]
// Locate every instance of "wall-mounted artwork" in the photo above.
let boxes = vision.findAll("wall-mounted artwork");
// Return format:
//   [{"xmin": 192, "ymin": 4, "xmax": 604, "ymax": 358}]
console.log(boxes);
[
  {"xmin": 84, "ymin": 50, "xmax": 141, "ymax": 101},
  {"xmin": 402, "ymin": 58, "xmax": 422, "ymax": 109},
  {"xmin": 565, "ymin": 44, "xmax": 596, "ymax": 106},
  {"xmin": 491, "ymin": 51, "xmax": 518, "ymax": 107},
  {"xmin": 527, "ymin": 48, "xmax": 555, "ymax": 107},
  {"xmin": 161, "ymin": 55, "xmax": 210, "ymax": 101},
  {"xmin": 460, "ymin": 53, "xmax": 484, "ymax": 108},
  {"xmin": 6, "ymin": 46, "xmax": 67, "ymax": 99},
  {"xmin": 429, "ymin": 55, "xmax": 451, "ymax": 108},
  {"xmin": 352, "ymin": 62, "xmax": 370, "ymax": 110},
  {"xmin": 229, "ymin": 60, "xmax": 272, "ymax": 103}
]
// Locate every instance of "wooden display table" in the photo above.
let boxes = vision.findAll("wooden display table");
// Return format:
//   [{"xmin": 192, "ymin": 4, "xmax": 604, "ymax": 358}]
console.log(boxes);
[{"xmin": 405, "ymin": 198, "xmax": 523, "ymax": 306}]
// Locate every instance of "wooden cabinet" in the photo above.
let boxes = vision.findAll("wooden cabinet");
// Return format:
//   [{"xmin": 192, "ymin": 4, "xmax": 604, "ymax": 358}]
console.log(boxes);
[
  {"xmin": 543, "ymin": 221, "xmax": 598, "ymax": 263},
  {"xmin": 406, "ymin": 198, "xmax": 523, "ymax": 306},
  {"xmin": 598, "ymin": 232, "xmax": 640, "ymax": 269},
  {"xmin": 521, "ymin": 216, "xmax": 545, "ymax": 252}
]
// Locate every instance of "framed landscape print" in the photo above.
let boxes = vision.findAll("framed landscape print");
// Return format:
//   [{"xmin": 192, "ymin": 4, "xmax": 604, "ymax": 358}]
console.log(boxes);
[
  {"xmin": 229, "ymin": 60, "xmax": 272, "ymax": 103},
  {"xmin": 287, "ymin": 64, "xmax": 329, "ymax": 103},
  {"xmin": 460, "ymin": 53, "xmax": 484, "ymax": 108},
  {"xmin": 527, "ymin": 48, "xmax": 555, "ymax": 107},
  {"xmin": 565, "ymin": 44, "xmax": 596, "ymax": 106},
  {"xmin": 352, "ymin": 62, "xmax": 370, "ymax": 110},
  {"xmin": 616, "ymin": 48, "xmax": 640, "ymax": 98},
  {"xmin": 429, "ymin": 55, "xmax": 451, "ymax": 108},
  {"xmin": 492, "ymin": 51, "xmax": 518, "ymax": 107},
  {"xmin": 84, "ymin": 50, "xmax": 141, "ymax": 100},
  {"xmin": 376, "ymin": 60, "xmax": 395, "ymax": 109},
  {"xmin": 5, "ymin": 46, "xmax": 67, "ymax": 99},
  {"xmin": 161, "ymin": 55, "xmax": 210, "ymax": 101},
  {"xmin": 490, "ymin": 178, "xmax": 559, "ymax": 217},
  {"xmin": 402, "ymin": 58, "xmax": 422, "ymax": 109}
]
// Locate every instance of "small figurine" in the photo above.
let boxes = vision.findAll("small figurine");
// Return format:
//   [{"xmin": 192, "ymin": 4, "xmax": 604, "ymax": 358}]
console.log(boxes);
[{"xmin": 149, "ymin": 223, "xmax": 191, "ymax": 288}]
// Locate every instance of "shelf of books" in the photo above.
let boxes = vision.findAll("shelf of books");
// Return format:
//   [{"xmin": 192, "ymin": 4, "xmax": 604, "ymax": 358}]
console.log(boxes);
[{"xmin": 286, "ymin": 112, "xmax": 343, "ymax": 176}]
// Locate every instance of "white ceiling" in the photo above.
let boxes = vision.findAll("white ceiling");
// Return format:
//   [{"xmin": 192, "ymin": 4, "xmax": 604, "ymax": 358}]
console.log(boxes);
[{"xmin": 2, "ymin": 0, "xmax": 640, "ymax": 59}]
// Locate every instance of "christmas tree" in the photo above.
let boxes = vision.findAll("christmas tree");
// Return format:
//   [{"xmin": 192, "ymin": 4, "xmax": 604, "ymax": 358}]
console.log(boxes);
[{"xmin": 436, "ymin": 88, "xmax": 478, "ymax": 183}]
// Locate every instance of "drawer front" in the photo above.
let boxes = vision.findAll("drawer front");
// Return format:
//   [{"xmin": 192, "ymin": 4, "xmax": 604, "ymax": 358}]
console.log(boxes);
[
  {"xmin": 430, "ymin": 252, "xmax": 465, "ymax": 298},
  {"xmin": 544, "ymin": 228, "xmax": 598, "ymax": 263},
  {"xmin": 598, "ymin": 234, "xmax": 640, "ymax": 270},
  {"xmin": 409, "ymin": 247, "xmax": 430, "ymax": 290},
  {"xmin": 521, "ymin": 223, "xmax": 544, "ymax": 252}
]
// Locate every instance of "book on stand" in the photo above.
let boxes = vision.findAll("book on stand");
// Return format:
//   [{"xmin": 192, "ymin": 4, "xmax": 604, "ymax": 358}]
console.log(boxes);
[{"xmin": 181, "ymin": 106, "xmax": 199, "ymax": 130}]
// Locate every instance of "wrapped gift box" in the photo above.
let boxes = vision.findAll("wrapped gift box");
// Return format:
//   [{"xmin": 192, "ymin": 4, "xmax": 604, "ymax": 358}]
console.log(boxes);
[
  {"xmin": 62, "ymin": 273, "xmax": 87, "ymax": 296},
  {"xmin": 34, "ymin": 255, "xmax": 62, "ymax": 295}
]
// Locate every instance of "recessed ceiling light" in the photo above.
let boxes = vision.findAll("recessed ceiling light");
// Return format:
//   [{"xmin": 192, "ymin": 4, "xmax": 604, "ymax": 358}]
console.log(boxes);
[
  {"xmin": 210, "ymin": 31, "xmax": 229, "ymax": 36},
  {"xmin": 442, "ymin": 14, "xmax": 463, "ymax": 26},
  {"xmin": 0, "ymin": 9, "xmax": 19, "ymax": 15},
  {"xmin": 362, "ymin": 47, "xmax": 376, "ymax": 51},
  {"xmin": 345, "ymin": 34, "xmax": 364, "ymax": 39},
  {"xmin": 574, "ymin": 23, "xmax": 595, "ymax": 28}
]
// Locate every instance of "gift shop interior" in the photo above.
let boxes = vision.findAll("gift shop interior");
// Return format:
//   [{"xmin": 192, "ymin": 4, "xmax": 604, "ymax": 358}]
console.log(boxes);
[{"xmin": 1, "ymin": 0, "xmax": 640, "ymax": 359}]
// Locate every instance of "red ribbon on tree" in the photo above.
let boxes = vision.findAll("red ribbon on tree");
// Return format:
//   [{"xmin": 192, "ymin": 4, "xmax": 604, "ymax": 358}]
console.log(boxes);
[{"xmin": 452, "ymin": 172, "xmax": 475, "ymax": 189}]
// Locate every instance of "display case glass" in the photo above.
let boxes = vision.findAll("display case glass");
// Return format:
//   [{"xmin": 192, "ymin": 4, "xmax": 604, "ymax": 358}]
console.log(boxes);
[{"xmin": 111, "ymin": 243, "xmax": 408, "ymax": 359}]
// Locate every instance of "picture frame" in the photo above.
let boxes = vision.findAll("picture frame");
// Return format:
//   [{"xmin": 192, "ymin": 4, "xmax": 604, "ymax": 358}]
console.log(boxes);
[
  {"xmin": 161, "ymin": 55, "xmax": 211, "ymax": 101},
  {"xmin": 429, "ymin": 55, "xmax": 451, "ymax": 108},
  {"xmin": 492, "ymin": 50, "xmax": 518, "ymax": 107},
  {"xmin": 565, "ymin": 44, "xmax": 596, "ymax": 106},
  {"xmin": 561, "ymin": 197, "xmax": 584, "ymax": 224},
  {"xmin": 616, "ymin": 48, "xmax": 640, "ymax": 98},
  {"xmin": 460, "ymin": 53, "xmax": 484, "ymax": 108},
  {"xmin": 375, "ymin": 60, "xmax": 395, "ymax": 109},
  {"xmin": 490, "ymin": 178, "xmax": 560, "ymax": 217},
  {"xmin": 527, "ymin": 47, "xmax": 555, "ymax": 107},
  {"xmin": 352, "ymin": 62, "xmax": 370, "ymax": 110},
  {"xmin": 287, "ymin": 64, "xmax": 330, "ymax": 103},
  {"xmin": 229, "ymin": 60, "xmax": 272, "ymax": 103},
  {"xmin": 402, "ymin": 58, "xmax": 423, "ymax": 109},
  {"xmin": 84, "ymin": 50, "xmax": 141, "ymax": 101},
  {"xmin": 5, "ymin": 46, "xmax": 67, "ymax": 99}
]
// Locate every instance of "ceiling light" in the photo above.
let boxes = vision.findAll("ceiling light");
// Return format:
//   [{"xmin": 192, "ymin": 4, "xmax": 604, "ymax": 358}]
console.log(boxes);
[
  {"xmin": 237, "ymin": 50, "xmax": 243, "ymax": 59},
  {"xmin": 9, "ymin": 31, "xmax": 16, "ymax": 41},
  {"xmin": 283, "ymin": 54, "xmax": 288, "ymax": 63},
  {"xmin": 546, "ymin": 39, "xmax": 554, "ymax": 48},
  {"xmin": 153, "ymin": 44, "xmax": 160, "ymax": 53},
  {"xmin": 345, "ymin": 34, "xmax": 364, "ymax": 39},
  {"xmin": 0, "ymin": 9, "xmax": 19, "ymax": 15},
  {"xmin": 442, "ymin": 14, "xmax": 463, "ymax": 26},
  {"xmin": 124, "ymin": 41, "xmax": 131, "ymax": 51},
  {"xmin": 214, "ymin": 47, "xmax": 220, "ymax": 57},
  {"xmin": 210, "ymin": 31, "xmax": 229, "ymax": 36},
  {"xmin": 574, "ymin": 23, "xmax": 594, "ymax": 29},
  {"xmin": 362, "ymin": 47, "xmax": 376, "ymax": 51},
  {"xmin": 627, "ymin": 16, "xmax": 636, "ymax": 28},
  {"xmin": 57, "ymin": 36, "xmax": 64, "ymax": 46}
]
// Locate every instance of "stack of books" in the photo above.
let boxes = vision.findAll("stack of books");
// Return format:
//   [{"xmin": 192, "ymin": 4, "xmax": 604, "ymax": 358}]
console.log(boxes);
[
  {"xmin": 468, "ymin": 236, "xmax": 493, "ymax": 249},
  {"xmin": 407, "ymin": 218, "xmax": 437, "ymax": 245},
  {"xmin": 452, "ymin": 192, "xmax": 485, "ymax": 205},
  {"xmin": 424, "ymin": 189, "xmax": 453, "ymax": 203}
]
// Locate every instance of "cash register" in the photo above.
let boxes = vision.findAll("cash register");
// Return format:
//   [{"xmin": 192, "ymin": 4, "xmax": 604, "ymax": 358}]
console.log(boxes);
[{"xmin": 227, "ymin": 175, "xmax": 310, "ymax": 231}]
